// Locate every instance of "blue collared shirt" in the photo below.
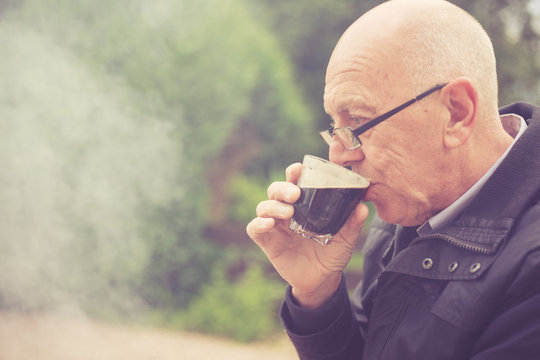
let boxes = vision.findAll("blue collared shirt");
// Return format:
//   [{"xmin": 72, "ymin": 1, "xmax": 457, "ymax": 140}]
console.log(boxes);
[{"xmin": 417, "ymin": 114, "xmax": 528, "ymax": 236}]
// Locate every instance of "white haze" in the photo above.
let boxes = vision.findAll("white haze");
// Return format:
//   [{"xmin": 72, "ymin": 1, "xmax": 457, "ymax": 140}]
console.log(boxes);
[{"xmin": 0, "ymin": 20, "xmax": 183, "ymax": 313}]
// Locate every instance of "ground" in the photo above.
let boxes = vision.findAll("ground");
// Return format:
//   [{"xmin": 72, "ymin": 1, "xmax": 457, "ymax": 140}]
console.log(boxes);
[{"xmin": 0, "ymin": 311, "xmax": 297, "ymax": 360}]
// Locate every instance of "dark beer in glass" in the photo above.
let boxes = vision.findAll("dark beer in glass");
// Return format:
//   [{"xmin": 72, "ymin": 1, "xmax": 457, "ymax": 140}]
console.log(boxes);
[{"xmin": 289, "ymin": 155, "xmax": 369, "ymax": 245}]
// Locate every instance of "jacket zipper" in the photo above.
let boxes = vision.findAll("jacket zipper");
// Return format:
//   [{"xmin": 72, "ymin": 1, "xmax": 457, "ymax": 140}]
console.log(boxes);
[{"xmin": 410, "ymin": 233, "xmax": 495, "ymax": 255}]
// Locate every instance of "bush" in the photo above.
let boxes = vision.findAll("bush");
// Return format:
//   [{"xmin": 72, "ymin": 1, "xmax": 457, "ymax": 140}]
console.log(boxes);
[
  {"xmin": 180, "ymin": 260, "xmax": 285, "ymax": 342},
  {"xmin": 228, "ymin": 173, "xmax": 276, "ymax": 224}
]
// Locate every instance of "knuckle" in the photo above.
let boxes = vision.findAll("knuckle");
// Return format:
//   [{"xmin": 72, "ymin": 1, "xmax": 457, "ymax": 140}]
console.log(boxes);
[
  {"xmin": 266, "ymin": 182, "xmax": 278, "ymax": 199},
  {"xmin": 255, "ymin": 201, "xmax": 269, "ymax": 216},
  {"xmin": 267, "ymin": 181, "xmax": 286, "ymax": 200},
  {"xmin": 246, "ymin": 217, "xmax": 274, "ymax": 244},
  {"xmin": 245, "ymin": 219, "xmax": 258, "ymax": 238},
  {"xmin": 256, "ymin": 200, "xmax": 293, "ymax": 219},
  {"xmin": 285, "ymin": 162, "xmax": 303, "ymax": 182}
]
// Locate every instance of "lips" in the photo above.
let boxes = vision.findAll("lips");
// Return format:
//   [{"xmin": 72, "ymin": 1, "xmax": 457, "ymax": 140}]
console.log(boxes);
[{"xmin": 363, "ymin": 183, "xmax": 377, "ymax": 202}]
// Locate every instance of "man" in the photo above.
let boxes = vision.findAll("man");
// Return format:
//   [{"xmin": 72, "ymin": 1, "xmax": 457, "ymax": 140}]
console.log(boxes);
[{"xmin": 247, "ymin": 0, "xmax": 540, "ymax": 358}]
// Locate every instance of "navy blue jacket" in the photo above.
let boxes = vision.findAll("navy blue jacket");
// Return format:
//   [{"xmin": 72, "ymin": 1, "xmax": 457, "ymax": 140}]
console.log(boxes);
[{"xmin": 281, "ymin": 103, "xmax": 540, "ymax": 359}]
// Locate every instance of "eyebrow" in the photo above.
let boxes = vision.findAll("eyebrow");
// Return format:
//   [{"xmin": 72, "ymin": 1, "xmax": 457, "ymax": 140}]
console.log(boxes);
[
  {"xmin": 338, "ymin": 96, "xmax": 376, "ymax": 113},
  {"xmin": 325, "ymin": 95, "xmax": 377, "ymax": 123}
]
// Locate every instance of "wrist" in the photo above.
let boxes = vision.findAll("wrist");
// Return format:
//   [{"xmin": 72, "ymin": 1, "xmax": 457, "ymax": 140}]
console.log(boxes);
[{"xmin": 291, "ymin": 272, "xmax": 342, "ymax": 309}]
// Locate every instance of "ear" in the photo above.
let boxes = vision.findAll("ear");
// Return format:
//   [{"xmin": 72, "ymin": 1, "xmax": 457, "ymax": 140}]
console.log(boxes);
[{"xmin": 441, "ymin": 77, "xmax": 478, "ymax": 149}]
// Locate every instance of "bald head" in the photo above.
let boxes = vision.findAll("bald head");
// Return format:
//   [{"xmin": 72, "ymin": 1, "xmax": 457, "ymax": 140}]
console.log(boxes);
[{"xmin": 327, "ymin": 0, "xmax": 498, "ymax": 121}]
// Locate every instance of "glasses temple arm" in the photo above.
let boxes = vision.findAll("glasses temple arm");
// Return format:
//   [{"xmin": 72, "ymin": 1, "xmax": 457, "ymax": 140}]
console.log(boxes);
[{"xmin": 352, "ymin": 83, "xmax": 447, "ymax": 137}]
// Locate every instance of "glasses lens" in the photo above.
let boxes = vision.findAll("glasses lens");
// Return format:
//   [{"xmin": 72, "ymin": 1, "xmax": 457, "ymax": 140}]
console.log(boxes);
[
  {"xmin": 335, "ymin": 128, "xmax": 361, "ymax": 149},
  {"xmin": 319, "ymin": 128, "xmax": 361, "ymax": 149},
  {"xmin": 319, "ymin": 130, "xmax": 333, "ymax": 146}
]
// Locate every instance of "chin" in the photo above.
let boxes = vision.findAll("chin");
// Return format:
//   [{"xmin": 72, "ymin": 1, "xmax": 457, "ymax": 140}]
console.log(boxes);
[
  {"xmin": 371, "ymin": 201, "xmax": 400, "ymax": 225},
  {"xmin": 371, "ymin": 201, "xmax": 423, "ymax": 227},
  {"xmin": 375, "ymin": 211, "xmax": 403, "ymax": 226}
]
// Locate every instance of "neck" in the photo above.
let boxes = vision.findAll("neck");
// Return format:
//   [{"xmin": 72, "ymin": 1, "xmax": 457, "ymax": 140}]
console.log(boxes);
[{"xmin": 443, "ymin": 123, "xmax": 514, "ymax": 209}]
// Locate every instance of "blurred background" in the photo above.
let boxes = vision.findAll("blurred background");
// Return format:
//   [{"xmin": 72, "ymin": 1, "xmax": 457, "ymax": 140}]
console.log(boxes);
[{"xmin": 1, "ymin": 0, "xmax": 540, "ymax": 358}]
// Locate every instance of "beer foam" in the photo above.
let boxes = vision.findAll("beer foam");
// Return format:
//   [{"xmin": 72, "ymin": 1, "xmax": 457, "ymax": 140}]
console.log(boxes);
[{"xmin": 298, "ymin": 166, "xmax": 370, "ymax": 189}]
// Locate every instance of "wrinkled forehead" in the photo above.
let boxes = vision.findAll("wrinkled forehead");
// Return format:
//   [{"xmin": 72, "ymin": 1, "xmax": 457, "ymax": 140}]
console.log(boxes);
[{"xmin": 323, "ymin": 69, "xmax": 379, "ymax": 118}]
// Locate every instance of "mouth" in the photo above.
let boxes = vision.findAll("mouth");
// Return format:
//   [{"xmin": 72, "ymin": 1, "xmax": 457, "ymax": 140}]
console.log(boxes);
[{"xmin": 363, "ymin": 183, "xmax": 377, "ymax": 201}]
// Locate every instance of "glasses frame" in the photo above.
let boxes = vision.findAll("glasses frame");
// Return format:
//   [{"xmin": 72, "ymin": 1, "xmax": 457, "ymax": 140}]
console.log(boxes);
[{"xmin": 321, "ymin": 83, "xmax": 448, "ymax": 149}]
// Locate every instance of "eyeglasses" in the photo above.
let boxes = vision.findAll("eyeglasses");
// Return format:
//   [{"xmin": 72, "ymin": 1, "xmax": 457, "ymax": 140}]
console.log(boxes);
[{"xmin": 320, "ymin": 83, "xmax": 448, "ymax": 149}]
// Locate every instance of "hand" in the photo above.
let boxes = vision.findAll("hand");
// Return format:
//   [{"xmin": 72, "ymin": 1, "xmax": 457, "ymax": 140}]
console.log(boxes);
[{"xmin": 246, "ymin": 162, "xmax": 370, "ymax": 309}]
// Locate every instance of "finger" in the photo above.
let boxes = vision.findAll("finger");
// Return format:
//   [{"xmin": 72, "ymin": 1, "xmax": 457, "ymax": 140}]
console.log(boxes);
[
  {"xmin": 285, "ymin": 162, "xmax": 303, "ymax": 184},
  {"xmin": 246, "ymin": 217, "xmax": 275, "ymax": 244},
  {"xmin": 246, "ymin": 217, "xmax": 275, "ymax": 236},
  {"xmin": 256, "ymin": 200, "xmax": 295, "ymax": 219},
  {"xmin": 267, "ymin": 181, "xmax": 301, "ymax": 203}
]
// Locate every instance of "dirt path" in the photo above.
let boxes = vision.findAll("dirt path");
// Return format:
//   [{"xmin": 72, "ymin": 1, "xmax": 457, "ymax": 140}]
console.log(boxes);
[{"xmin": 0, "ymin": 312, "xmax": 297, "ymax": 360}]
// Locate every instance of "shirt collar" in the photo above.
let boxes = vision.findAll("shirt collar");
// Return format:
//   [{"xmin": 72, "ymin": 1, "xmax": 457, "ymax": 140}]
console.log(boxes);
[{"xmin": 417, "ymin": 113, "xmax": 528, "ymax": 236}]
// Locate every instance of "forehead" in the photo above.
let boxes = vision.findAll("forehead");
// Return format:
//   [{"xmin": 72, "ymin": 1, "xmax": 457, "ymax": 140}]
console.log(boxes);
[
  {"xmin": 323, "ymin": 44, "xmax": 405, "ymax": 118},
  {"xmin": 323, "ymin": 63, "xmax": 388, "ymax": 119}
]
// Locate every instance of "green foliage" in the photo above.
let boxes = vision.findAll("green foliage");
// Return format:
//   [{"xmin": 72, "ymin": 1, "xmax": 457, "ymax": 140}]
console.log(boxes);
[
  {"xmin": 12, "ymin": 0, "xmax": 315, "ymax": 169},
  {"xmin": 227, "ymin": 172, "xmax": 284, "ymax": 224},
  {"xmin": 228, "ymin": 176, "xmax": 268, "ymax": 224},
  {"xmin": 1, "ymin": 0, "xmax": 316, "ymax": 318},
  {"xmin": 347, "ymin": 254, "xmax": 365, "ymax": 272},
  {"xmin": 179, "ymin": 260, "xmax": 284, "ymax": 342},
  {"xmin": 137, "ymin": 213, "xmax": 220, "ymax": 309}
]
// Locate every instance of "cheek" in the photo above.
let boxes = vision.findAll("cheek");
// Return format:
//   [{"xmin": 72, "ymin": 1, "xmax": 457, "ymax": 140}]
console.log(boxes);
[
  {"xmin": 368, "ymin": 144, "xmax": 412, "ymax": 180},
  {"xmin": 367, "ymin": 145, "xmax": 429, "ymax": 207}
]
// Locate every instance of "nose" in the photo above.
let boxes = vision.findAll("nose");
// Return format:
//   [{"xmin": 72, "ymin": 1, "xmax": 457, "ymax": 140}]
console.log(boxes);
[{"xmin": 328, "ymin": 139, "xmax": 365, "ymax": 167}]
